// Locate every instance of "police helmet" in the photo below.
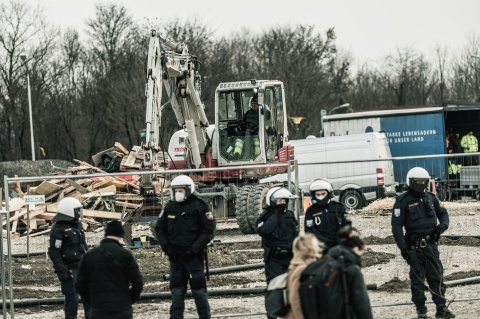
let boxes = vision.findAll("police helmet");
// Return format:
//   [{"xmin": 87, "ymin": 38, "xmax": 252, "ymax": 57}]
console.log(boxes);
[
  {"xmin": 53, "ymin": 197, "xmax": 83, "ymax": 222},
  {"xmin": 266, "ymin": 187, "xmax": 294, "ymax": 206},
  {"xmin": 170, "ymin": 175, "xmax": 195, "ymax": 198},
  {"xmin": 406, "ymin": 167, "xmax": 430, "ymax": 193},
  {"xmin": 309, "ymin": 179, "xmax": 334, "ymax": 198}
]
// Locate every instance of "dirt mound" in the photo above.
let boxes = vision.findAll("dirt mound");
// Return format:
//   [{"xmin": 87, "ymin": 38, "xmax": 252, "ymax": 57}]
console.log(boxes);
[
  {"xmin": 378, "ymin": 277, "xmax": 410, "ymax": 293},
  {"xmin": 0, "ymin": 159, "xmax": 76, "ymax": 189}
]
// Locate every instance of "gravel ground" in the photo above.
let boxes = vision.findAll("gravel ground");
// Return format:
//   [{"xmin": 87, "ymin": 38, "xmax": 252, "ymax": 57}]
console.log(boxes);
[{"xmin": 4, "ymin": 199, "xmax": 480, "ymax": 319}]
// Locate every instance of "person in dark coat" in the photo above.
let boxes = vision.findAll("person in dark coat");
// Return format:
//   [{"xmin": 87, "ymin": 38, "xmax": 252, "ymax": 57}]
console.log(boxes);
[
  {"xmin": 256, "ymin": 186, "xmax": 299, "ymax": 319},
  {"xmin": 304, "ymin": 179, "xmax": 351, "ymax": 253},
  {"xmin": 392, "ymin": 167, "xmax": 455, "ymax": 319},
  {"xmin": 48, "ymin": 197, "xmax": 91, "ymax": 319},
  {"xmin": 155, "ymin": 175, "xmax": 216, "ymax": 319},
  {"xmin": 325, "ymin": 226, "xmax": 373, "ymax": 319},
  {"xmin": 76, "ymin": 221, "xmax": 144, "ymax": 319}
]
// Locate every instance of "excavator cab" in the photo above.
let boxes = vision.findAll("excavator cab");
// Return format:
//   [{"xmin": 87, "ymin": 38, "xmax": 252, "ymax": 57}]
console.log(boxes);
[{"xmin": 215, "ymin": 80, "xmax": 288, "ymax": 166}]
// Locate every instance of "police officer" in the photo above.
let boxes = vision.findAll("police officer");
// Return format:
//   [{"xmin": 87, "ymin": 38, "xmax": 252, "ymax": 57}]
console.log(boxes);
[
  {"xmin": 48, "ymin": 197, "xmax": 90, "ymax": 319},
  {"xmin": 155, "ymin": 175, "xmax": 216, "ymax": 319},
  {"xmin": 256, "ymin": 186, "xmax": 298, "ymax": 319},
  {"xmin": 392, "ymin": 167, "xmax": 455, "ymax": 319},
  {"xmin": 304, "ymin": 179, "xmax": 351, "ymax": 252}
]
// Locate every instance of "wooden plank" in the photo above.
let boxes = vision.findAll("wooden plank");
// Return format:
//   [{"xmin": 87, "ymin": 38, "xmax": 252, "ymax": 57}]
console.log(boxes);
[
  {"xmin": 11, "ymin": 211, "xmax": 20, "ymax": 233},
  {"xmin": 36, "ymin": 212, "xmax": 56, "ymax": 221},
  {"xmin": 81, "ymin": 185, "xmax": 116, "ymax": 199},
  {"xmin": 65, "ymin": 179, "xmax": 89, "ymax": 194},
  {"xmin": 114, "ymin": 142, "xmax": 129, "ymax": 155},
  {"xmin": 83, "ymin": 209, "xmax": 122, "ymax": 219},
  {"xmin": 124, "ymin": 146, "xmax": 141, "ymax": 167},
  {"xmin": 73, "ymin": 159, "xmax": 139, "ymax": 189},
  {"xmin": 15, "ymin": 175, "xmax": 24, "ymax": 198},
  {"xmin": 89, "ymin": 177, "xmax": 114, "ymax": 190},
  {"xmin": 29, "ymin": 228, "xmax": 51, "ymax": 237},
  {"xmin": 2, "ymin": 206, "xmax": 46, "ymax": 226},
  {"xmin": 116, "ymin": 194, "xmax": 144, "ymax": 201},
  {"xmin": 44, "ymin": 205, "xmax": 122, "ymax": 219},
  {"xmin": 114, "ymin": 201, "xmax": 141, "ymax": 209},
  {"xmin": 2, "ymin": 230, "xmax": 20, "ymax": 239},
  {"xmin": 34, "ymin": 181, "xmax": 64, "ymax": 196}
]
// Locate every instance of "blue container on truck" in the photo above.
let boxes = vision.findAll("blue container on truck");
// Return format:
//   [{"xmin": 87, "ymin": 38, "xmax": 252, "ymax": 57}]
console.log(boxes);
[{"xmin": 322, "ymin": 107, "xmax": 447, "ymax": 185}]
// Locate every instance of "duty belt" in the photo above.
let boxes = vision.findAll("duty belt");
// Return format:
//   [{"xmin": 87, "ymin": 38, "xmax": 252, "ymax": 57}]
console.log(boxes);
[
  {"xmin": 406, "ymin": 234, "xmax": 435, "ymax": 249},
  {"xmin": 270, "ymin": 247, "xmax": 293, "ymax": 260}
]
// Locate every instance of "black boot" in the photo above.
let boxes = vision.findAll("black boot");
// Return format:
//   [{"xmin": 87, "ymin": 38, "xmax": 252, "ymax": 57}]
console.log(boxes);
[
  {"xmin": 435, "ymin": 305, "xmax": 455, "ymax": 318},
  {"xmin": 416, "ymin": 305, "xmax": 427, "ymax": 318}
]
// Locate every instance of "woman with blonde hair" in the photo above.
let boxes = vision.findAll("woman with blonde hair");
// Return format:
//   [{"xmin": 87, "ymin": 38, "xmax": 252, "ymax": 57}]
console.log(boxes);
[{"xmin": 283, "ymin": 233, "xmax": 322, "ymax": 319}]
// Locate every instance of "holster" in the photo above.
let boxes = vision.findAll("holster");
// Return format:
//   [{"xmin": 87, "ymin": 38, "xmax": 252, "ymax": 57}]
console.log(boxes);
[{"xmin": 269, "ymin": 247, "xmax": 293, "ymax": 261}]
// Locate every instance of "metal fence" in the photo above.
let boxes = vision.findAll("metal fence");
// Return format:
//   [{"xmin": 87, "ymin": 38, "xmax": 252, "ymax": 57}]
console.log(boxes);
[{"xmin": 1, "ymin": 155, "xmax": 480, "ymax": 318}]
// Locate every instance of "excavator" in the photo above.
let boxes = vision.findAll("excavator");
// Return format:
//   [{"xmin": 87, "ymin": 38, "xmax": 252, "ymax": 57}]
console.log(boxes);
[{"xmin": 123, "ymin": 30, "xmax": 295, "ymax": 243}]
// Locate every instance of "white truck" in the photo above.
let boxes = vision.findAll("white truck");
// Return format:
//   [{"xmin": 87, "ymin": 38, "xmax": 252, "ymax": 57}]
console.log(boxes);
[
  {"xmin": 124, "ymin": 30, "xmax": 295, "ymax": 238},
  {"xmin": 261, "ymin": 132, "xmax": 395, "ymax": 209}
]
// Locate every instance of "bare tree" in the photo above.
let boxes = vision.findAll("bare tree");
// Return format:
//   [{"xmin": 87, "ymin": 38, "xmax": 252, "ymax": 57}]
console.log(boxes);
[{"xmin": 0, "ymin": 0, "xmax": 57, "ymax": 160}]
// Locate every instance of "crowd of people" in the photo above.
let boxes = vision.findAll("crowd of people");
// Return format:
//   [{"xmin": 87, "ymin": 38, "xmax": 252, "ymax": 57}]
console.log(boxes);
[
  {"xmin": 48, "ymin": 167, "xmax": 455, "ymax": 319},
  {"xmin": 447, "ymin": 130, "xmax": 479, "ymax": 168}
]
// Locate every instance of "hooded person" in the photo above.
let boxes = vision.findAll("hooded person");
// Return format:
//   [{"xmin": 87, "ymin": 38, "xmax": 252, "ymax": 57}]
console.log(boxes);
[
  {"xmin": 48, "ymin": 197, "xmax": 91, "ymax": 319},
  {"xmin": 76, "ymin": 220, "xmax": 144, "ymax": 319},
  {"xmin": 304, "ymin": 179, "xmax": 351, "ymax": 252},
  {"xmin": 323, "ymin": 226, "xmax": 373, "ymax": 319}
]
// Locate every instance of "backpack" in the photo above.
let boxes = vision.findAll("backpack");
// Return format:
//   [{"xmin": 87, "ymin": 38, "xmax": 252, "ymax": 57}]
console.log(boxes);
[
  {"xmin": 299, "ymin": 254, "xmax": 351, "ymax": 319},
  {"xmin": 265, "ymin": 272, "xmax": 290, "ymax": 317}
]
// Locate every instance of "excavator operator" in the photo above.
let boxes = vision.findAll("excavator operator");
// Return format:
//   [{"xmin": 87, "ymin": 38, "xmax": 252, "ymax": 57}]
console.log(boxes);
[
  {"xmin": 233, "ymin": 97, "xmax": 260, "ymax": 158},
  {"xmin": 235, "ymin": 97, "xmax": 260, "ymax": 136}
]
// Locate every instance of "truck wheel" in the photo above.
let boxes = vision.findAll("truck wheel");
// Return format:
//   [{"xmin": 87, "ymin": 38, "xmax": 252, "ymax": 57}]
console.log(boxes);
[
  {"xmin": 235, "ymin": 185, "xmax": 254, "ymax": 234},
  {"xmin": 340, "ymin": 190, "xmax": 364, "ymax": 210},
  {"xmin": 247, "ymin": 184, "xmax": 271, "ymax": 232}
]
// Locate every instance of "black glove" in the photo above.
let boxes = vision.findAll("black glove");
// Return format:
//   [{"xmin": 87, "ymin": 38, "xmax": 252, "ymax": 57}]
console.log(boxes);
[
  {"xmin": 57, "ymin": 270, "xmax": 70, "ymax": 282},
  {"xmin": 182, "ymin": 248, "xmax": 196, "ymax": 261},
  {"xmin": 162, "ymin": 245, "xmax": 173, "ymax": 257},
  {"xmin": 400, "ymin": 248, "xmax": 411, "ymax": 264},
  {"xmin": 434, "ymin": 224, "xmax": 447, "ymax": 235}
]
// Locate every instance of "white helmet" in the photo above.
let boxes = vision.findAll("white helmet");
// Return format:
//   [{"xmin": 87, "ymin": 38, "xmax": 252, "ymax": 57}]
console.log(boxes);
[
  {"xmin": 406, "ymin": 167, "xmax": 430, "ymax": 193},
  {"xmin": 170, "ymin": 175, "xmax": 195, "ymax": 200},
  {"xmin": 53, "ymin": 197, "xmax": 83, "ymax": 222},
  {"xmin": 309, "ymin": 179, "xmax": 334, "ymax": 198},
  {"xmin": 266, "ymin": 187, "xmax": 294, "ymax": 206}
]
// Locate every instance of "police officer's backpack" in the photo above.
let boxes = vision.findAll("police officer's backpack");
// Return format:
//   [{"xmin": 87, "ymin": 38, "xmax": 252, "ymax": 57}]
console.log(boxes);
[
  {"xmin": 265, "ymin": 272, "xmax": 290, "ymax": 317},
  {"xmin": 299, "ymin": 254, "xmax": 351, "ymax": 319}
]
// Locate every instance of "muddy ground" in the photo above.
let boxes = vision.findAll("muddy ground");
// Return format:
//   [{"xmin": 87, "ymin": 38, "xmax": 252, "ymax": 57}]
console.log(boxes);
[{"xmin": 4, "ymin": 200, "xmax": 480, "ymax": 318}]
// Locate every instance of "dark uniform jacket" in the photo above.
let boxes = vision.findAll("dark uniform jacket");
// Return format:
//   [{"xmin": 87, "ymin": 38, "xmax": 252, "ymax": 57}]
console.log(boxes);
[
  {"xmin": 155, "ymin": 194, "xmax": 216, "ymax": 255},
  {"xmin": 304, "ymin": 200, "xmax": 351, "ymax": 246},
  {"xmin": 327, "ymin": 245, "xmax": 373, "ymax": 319},
  {"xmin": 76, "ymin": 238, "xmax": 144, "ymax": 319},
  {"xmin": 242, "ymin": 108, "xmax": 259, "ymax": 132},
  {"xmin": 256, "ymin": 205, "xmax": 299, "ymax": 250},
  {"xmin": 392, "ymin": 191, "xmax": 449, "ymax": 250},
  {"xmin": 48, "ymin": 220, "xmax": 88, "ymax": 273}
]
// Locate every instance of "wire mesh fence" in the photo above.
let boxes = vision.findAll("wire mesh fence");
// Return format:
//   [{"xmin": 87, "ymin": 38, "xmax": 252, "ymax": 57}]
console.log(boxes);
[{"xmin": 1, "ymin": 155, "xmax": 480, "ymax": 318}]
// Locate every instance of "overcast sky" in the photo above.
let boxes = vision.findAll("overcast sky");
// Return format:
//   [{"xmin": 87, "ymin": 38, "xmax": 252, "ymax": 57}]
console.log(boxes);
[{"xmin": 40, "ymin": 0, "xmax": 479, "ymax": 64}]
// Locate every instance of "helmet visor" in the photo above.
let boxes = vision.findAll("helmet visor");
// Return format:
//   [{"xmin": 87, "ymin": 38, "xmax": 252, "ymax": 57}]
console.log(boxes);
[
  {"xmin": 410, "ymin": 178, "xmax": 429, "ymax": 193},
  {"xmin": 74, "ymin": 206, "xmax": 83, "ymax": 219}
]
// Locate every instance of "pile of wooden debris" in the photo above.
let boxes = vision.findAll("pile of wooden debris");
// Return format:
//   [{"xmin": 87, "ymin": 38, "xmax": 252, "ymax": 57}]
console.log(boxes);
[{"xmin": 1, "ymin": 143, "xmax": 169, "ymax": 240}]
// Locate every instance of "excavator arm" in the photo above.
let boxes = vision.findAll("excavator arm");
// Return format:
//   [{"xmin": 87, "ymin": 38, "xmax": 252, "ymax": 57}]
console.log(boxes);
[{"xmin": 143, "ymin": 30, "xmax": 209, "ymax": 170}]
